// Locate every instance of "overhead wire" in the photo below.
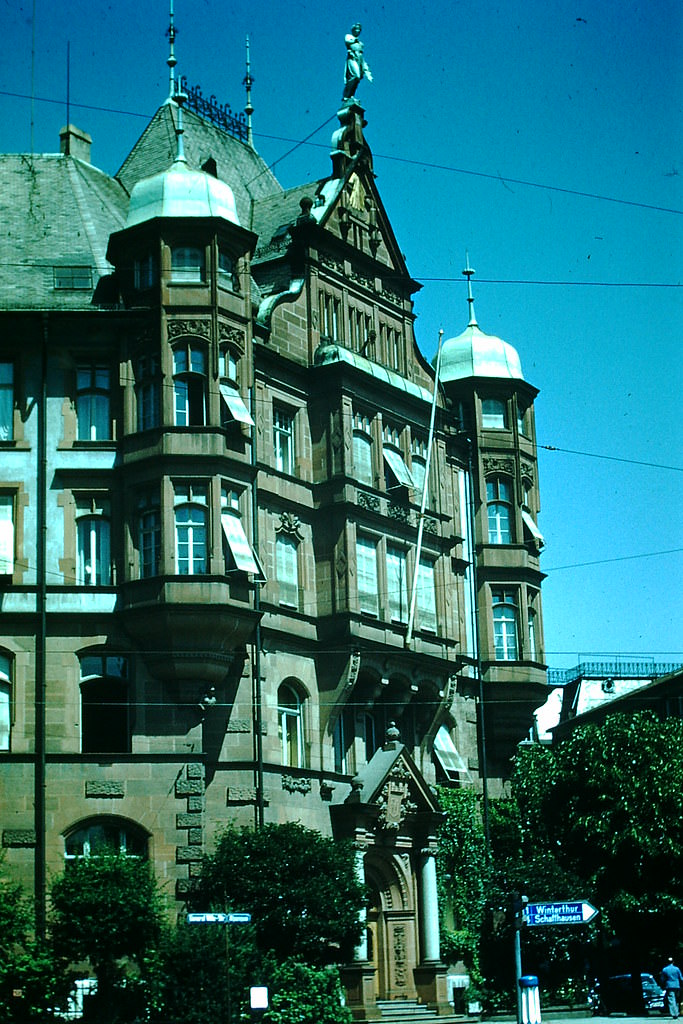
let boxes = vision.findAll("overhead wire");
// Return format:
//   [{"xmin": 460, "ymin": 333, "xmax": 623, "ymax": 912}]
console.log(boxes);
[{"xmin": 2, "ymin": 88, "xmax": 682, "ymax": 216}]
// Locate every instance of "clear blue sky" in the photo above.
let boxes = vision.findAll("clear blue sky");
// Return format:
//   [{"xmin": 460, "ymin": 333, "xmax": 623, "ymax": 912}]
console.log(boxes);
[{"xmin": 2, "ymin": 0, "xmax": 681, "ymax": 670}]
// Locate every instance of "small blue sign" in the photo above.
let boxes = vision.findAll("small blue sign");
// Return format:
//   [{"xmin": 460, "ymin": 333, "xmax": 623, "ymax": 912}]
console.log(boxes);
[
  {"xmin": 187, "ymin": 911, "xmax": 252, "ymax": 925},
  {"xmin": 524, "ymin": 901, "xmax": 598, "ymax": 927}
]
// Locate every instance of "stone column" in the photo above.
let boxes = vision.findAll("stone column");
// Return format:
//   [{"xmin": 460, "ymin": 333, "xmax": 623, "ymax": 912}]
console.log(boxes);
[
  {"xmin": 354, "ymin": 844, "xmax": 368, "ymax": 961},
  {"xmin": 420, "ymin": 846, "xmax": 440, "ymax": 963}
]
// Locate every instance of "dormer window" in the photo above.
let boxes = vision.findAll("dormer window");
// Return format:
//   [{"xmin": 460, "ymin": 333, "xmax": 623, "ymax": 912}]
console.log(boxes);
[
  {"xmin": 171, "ymin": 246, "xmax": 204, "ymax": 284},
  {"xmin": 54, "ymin": 266, "xmax": 92, "ymax": 290}
]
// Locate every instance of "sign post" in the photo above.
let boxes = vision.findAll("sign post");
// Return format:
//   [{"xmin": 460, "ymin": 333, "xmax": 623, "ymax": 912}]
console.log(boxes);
[
  {"xmin": 186, "ymin": 911, "xmax": 252, "ymax": 1022},
  {"xmin": 524, "ymin": 901, "xmax": 598, "ymax": 928},
  {"xmin": 514, "ymin": 899, "xmax": 599, "ymax": 1024}
]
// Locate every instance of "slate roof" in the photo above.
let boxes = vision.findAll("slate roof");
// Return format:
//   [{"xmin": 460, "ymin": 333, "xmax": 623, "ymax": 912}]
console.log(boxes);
[
  {"xmin": 116, "ymin": 103, "xmax": 282, "ymax": 230},
  {"xmin": 0, "ymin": 153, "xmax": 128, "ymax": 310}
]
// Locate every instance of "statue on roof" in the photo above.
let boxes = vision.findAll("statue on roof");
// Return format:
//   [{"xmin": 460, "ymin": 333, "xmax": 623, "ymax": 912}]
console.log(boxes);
[{"xmin": 342, "ymin": 23, "xmax": 372, "ymax": 102}]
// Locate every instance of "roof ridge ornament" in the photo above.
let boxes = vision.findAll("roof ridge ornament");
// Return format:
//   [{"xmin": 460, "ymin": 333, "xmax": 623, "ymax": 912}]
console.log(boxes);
[{"xmin": 463, "ymin": 252, "xmax": 478, "ymax": 327}]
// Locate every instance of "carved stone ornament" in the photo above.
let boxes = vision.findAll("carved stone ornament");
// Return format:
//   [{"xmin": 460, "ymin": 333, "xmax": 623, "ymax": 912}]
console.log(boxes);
[
  {"xmin": 336, "ymin": 549, "xmax": 348, "ymax": 578},
  {"xmin": 167, "ymin": 318, "xmax": 211, "ymax": 341},
  {"xmin": 376, "ymin": 762, "xmax": 417, "ymax": 833},
  {"xmin": 319, "ymin": 251, "xmax": 345, "ymax": 275},
  {"xmin": 393, "ymin": 924, "xmax": 408, "ymax": 988},
  {"xmin": 424, "ymin": 515, "xmax": 438, "ymax": 535},
  {"xmin": 358, "ymin": 491, "xmax": 381, "ymax": 512},
  {"xmin": 275, "ymin": 511, "xmax": 303, "ymax": 539},
  {"xmin": 344, "ymin": 650, "xmax": 362, "ymax": 691},
  {"xmin": 218, "ymin": 322, "xmax": 245, "ymax": 351},
  {"xmin": 483, "ymin": 455, "xmax": 516, "ymax": 476},
  {"xmin": 282, "ymin": 775, "xmax": 312, "ymax": 794},
  {"xmin": 388, "ymin": 502, "xmax": 413, "ymax": 524}
]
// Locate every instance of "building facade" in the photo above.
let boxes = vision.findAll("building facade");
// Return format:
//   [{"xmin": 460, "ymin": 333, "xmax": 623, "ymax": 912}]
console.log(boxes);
[{"xmin": 0, "ymin": 79, "xmax": 547, "ymax": 1016}]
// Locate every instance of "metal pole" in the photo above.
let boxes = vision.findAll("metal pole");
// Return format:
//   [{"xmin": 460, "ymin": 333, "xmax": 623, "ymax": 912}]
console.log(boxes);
[
  {"xmin": 34, "ymin": 313, "xmax": 48, "ymax": 938},
  {"xmin": 514, "ymin": 920, "xmax": 523, "ymax": 1024},
  {"xmin": 405, "ymin": 328, "xmax": 444, "ymax": 647}
]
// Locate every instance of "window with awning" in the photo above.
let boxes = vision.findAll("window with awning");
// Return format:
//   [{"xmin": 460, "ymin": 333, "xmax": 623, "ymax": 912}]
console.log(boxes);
[
  {"xmin": 433, "ymin": 725, "xmax": 468, "ymax": 779},
  {"xmin": 221, "ymin": 512, "xmax": 265, "ymax": 580},
  {"xmin": 219, "ymin": 382, "xmax": 254, "ymax": 425}
]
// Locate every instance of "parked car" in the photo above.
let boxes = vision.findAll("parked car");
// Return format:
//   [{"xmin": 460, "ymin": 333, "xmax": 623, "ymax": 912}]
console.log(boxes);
[{"xmin": 594, "ymin": 973, "xmax": 665, "ymax": 1015}]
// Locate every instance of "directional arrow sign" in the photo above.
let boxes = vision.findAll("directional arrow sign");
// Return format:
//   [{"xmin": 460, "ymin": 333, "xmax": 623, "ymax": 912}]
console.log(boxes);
[
  {"xmin": 524, "ymin": 901, "xmax": 598, "ymax": 927},
  {"xmin": 186, "ymin": 912, "xmax": 252, "ymax": 925}
]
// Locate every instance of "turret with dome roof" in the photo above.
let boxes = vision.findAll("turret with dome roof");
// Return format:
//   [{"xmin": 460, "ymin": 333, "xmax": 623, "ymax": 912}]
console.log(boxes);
[{"xmin": 439, "ymin": 258, "xmax": 525, "ymax": 383}]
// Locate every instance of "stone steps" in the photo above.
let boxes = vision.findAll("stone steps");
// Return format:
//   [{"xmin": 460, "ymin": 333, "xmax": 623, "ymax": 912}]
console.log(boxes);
[{"xmin": 375, "ymin": 998, "xmax": 463, "ymax": 1023}]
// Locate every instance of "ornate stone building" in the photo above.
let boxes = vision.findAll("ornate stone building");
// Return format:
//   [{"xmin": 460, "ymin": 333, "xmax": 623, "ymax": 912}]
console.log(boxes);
[{"xmin": 0, "ymin": 58, "xmax": 547, "ymax": 1018}]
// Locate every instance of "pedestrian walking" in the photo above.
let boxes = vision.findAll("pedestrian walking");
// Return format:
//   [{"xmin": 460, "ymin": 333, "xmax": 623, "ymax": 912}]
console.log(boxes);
[{"xmin": 661, "ymin": 958, "xmax": 683, "ymax": 1018}]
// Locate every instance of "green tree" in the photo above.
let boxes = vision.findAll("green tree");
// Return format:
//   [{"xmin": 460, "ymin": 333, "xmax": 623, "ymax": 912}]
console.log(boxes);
[
  {"xmin": 511, "ymin": 712, "xmax": 683, "ymax": 973},
  {"xmin": 196, "ymin": 823, "xmax": 365, "ymax": 966},
  {"xmin": 260, "ymin": 959, "xmax": 353, "ymax": 1024},
  {"xmin": 50, "ymin": 852, "xmax": 164, "ymax": 1022},
  {"xmin": 0, "ymin": 873, "xmax": 63, "ymax": 1021}
]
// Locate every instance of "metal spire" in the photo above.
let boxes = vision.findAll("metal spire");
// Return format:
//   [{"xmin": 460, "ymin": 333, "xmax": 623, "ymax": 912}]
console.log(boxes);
[
  {"xmin": 167, "ymin": 0, "xmax": 177, "ymax": 100},
  {"xmin": 243, "ymin": 35, "xmax": 254, "ymax": 148},
  {"xmin": 463, "ymin": 252, "xmax": 478, "ymax": 327},
  {"xmin": 174, "ymin": 87, "xmax": 188, "ymax": 163}
]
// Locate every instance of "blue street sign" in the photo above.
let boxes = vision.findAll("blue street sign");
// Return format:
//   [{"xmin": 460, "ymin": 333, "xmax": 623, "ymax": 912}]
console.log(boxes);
[
  {"xmin": 524, "ymin": 901, "xmax": 598, "ymax": 927},
  {"xmin": 186, "ymin": 912, "xmax": 252, "ymax": 925}
]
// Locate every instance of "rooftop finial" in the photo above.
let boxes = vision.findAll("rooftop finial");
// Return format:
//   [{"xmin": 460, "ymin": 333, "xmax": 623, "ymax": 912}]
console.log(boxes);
[
  {"xmin": 243, "ymin": 35, "xmax": 254, "ymax": 148},
  {"xmin": 167, "ymin": 0, "xmax": 177, "ymax": 100},
  {"xmin": 463, "ymin": 252, "xmax": 478, "ymax": 327}
]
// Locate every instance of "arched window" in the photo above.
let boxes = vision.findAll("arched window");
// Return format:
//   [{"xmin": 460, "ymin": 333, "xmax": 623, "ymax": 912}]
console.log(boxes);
[
  {"xmin": 76, "ymin": 365, "xmax": 111, "ymax": 441},
  {"xmin": 64, "ymin": 816, "xmax": 147, "ymax": 860},
  {"xmin": 174, "ymin": 482, "xmax": 208, "ymax": 575},
  {"xmin": 172, "ymin": 341, "xmax": 206, "ymax": 426},
  {"xmin": 171, "ymin": 246, "xmax": 205, "ymax": 284},
  {"xmin": 76, "ymin": 497, "xmax": 111, "ymax": 585},
  {"xmin": 278, "ymin": 682, "xmax": 305, "ymax": 768},
  {"xmin": 0, "ymin": 652, "xmax": 12, "ymax": 751},
  {"xmin": 80, "ymin": 653, "xmax": 130, "ymax": 753},
  {"xmin": 481, "ymin": 398, "xmax": 507, "ymax": 429},
  {"xmin": 492, "ymin": 588, "xmax": 519, "ymax": 661},
  {"xmin": 486, "ymin": 477, "xmax": 514, "ymax": 544}
]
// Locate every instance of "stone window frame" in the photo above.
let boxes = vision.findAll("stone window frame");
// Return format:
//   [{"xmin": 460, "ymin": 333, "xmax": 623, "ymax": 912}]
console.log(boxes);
[{"xmin": 78, "ymin": 652, "xmax": 131, "ymax": 754}]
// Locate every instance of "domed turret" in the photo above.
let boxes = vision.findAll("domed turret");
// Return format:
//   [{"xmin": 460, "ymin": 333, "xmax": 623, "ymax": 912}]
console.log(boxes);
[
  {"xmin": 125, "ymin": 158, "xmax": 240, "ymax": 228},
  {"xmin": 438, "ymin": 259, "xmax": 524, "ymax": 382},
  {"xmin": 440, "ymin": 322, "xmax": 524, "ymax": 382}
]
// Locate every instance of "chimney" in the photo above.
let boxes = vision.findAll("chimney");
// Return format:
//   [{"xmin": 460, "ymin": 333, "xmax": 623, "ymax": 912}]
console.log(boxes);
[{"xmin": 59, "ymin": 125, "xmax": 92, "ymax": 163}]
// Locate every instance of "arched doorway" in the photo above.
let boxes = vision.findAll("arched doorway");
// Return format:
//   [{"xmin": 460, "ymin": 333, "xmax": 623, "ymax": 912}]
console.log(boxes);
[{"xmin": 365, "ymin": 850, "xmax": 418, "ymax": 1002}]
